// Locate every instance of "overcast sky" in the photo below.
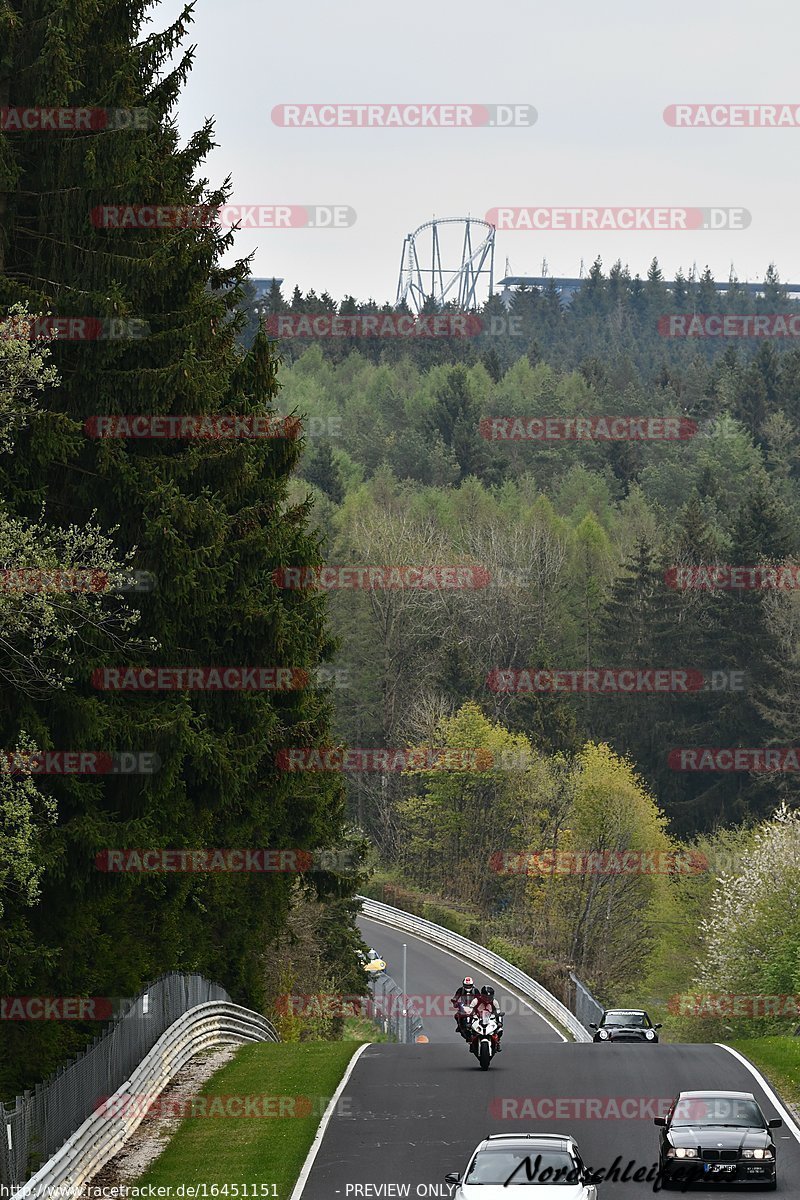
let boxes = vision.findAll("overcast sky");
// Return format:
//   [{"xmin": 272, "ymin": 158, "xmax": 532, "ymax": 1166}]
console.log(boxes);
[{"xmin": 156, "ymin": 0, "xmax": 799, "ymax": 303}]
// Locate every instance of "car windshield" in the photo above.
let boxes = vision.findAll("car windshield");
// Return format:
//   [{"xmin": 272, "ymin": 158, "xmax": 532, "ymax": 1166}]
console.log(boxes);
[
  {"xmin": 464, "ymin": 1149, "xmax": 581, "ymax": 1185},
  {"xmin": 671, "ymin": 1097, "xmax": 764, "ymax": 1128},
  {"xmin": 602, "ymin": 1010, "xmax": 648, "ymax": 1027}
]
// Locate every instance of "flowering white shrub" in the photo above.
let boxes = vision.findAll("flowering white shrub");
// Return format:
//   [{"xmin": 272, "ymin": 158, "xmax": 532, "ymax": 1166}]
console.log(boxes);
[
  {"xmin": 0, "ymin": 734, "xmax": 56, "ymax": 920},
  {"xmin": 0, "ymin": 307, "xmax": 148, "ymax": 919},
  {"xmin": 695, "ymin": 804, "xmax": 800, "ymax": 1001},
  {"xmin": 0, "ymin": 305, "xmax": 147, "ymax": 693}
]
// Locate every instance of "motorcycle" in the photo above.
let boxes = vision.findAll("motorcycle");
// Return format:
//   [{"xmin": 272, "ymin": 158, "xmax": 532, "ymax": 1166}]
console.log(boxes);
[
  {"xmin": 357, "ymin": 948, "xmax": 387, "ymax": 973},
  {"xmin": 454, "ymin": 998, "xmax": 474, "ymax": 1039},
  {"xmin": 468, "ymin": 1009, "xmax": 503, "ymax": 1070}
]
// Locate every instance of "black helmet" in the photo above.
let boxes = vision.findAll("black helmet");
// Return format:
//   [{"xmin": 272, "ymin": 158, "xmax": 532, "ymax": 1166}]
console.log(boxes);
[{"xmin": 483, "ymin": 986, "xmax": 495, "ymax": 999}]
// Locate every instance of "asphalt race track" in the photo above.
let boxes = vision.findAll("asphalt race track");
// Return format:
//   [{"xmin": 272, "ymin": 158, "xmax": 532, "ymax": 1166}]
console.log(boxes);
[{"xmin": 296, "ymin": 915, "xmax": 800, "ymax": 1199}]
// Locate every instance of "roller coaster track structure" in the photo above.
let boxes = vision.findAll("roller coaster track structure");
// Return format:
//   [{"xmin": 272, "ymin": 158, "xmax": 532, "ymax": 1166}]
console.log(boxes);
[{"xmin": 395, "ymin": 217, "xmax": 495, "ymax": 313}]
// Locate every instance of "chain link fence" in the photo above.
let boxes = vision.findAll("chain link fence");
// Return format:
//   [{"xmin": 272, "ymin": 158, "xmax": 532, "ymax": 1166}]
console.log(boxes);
[
  {"xmin": 0, "ymin": 972, "xmax": 232, "ymax": 1188},
  {"xmin": 366, "ymin": 971, "xmax": 425, "ymax": 1043},
  {"xmin": 568, "ymin": 971, "xmax": 605, "ymax": 1032}
]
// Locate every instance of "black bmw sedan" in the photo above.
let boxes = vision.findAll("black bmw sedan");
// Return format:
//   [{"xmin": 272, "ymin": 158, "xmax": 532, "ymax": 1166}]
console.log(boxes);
[
  {"xmin": 590, "ymin": 1008, "xmax": 662, "ymax": 1042},
  {"xmin": 654, "ymin": 1090, "xmax": 781, "ymax": 1189}
]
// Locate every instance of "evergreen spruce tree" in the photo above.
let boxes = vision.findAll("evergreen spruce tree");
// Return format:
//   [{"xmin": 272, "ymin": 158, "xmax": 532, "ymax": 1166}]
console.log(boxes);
[
  {"xmin": 306, "ymin": 441, "xmax": 345, "ymax": 504},
  {"xmin": 697, "ymin": 266, "xmax": 718, "ymax": 312},
  {"xmin": 650, "ymin": 499, "xmax": 731, "ymax": 832},
  {"xmin": 427, "ymin": 365, "xmax": 492, "ymax": 482},
  {"xmin": 594, "ymin": 537, "xmax": 674, "ymax": 781},
  {"xmin": 704, "ymin": 477, "xmax": 796, "ymax": 826},
  {"xmin": 0, "ymin": 0, "xmax": 349, "ymax": 1088}
]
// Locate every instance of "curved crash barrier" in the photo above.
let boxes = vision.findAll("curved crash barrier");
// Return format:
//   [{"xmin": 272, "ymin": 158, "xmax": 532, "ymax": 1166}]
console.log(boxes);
[{"xmin": 12, "ymin": 1001, "xmax": 278, "ymax": 1195}]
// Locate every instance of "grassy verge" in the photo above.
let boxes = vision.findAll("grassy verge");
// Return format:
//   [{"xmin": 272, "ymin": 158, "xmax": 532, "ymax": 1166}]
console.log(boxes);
[
  {"xmin": 136, "ymin": 1041, "xmax": 365, "ymax": 1193},
  {"xmin": 343, "ymin": 1014, "xmax": 393, "ymax": 1042},
  {"xmin": 728, "ymin": 1038, "xmax": 800, "ymax": 1111}
]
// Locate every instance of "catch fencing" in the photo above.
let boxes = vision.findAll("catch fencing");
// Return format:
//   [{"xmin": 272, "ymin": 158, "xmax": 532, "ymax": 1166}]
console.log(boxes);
[
  {"xmin": 568, "ymin": 972, "xmax": 605, "ymax": 1031},
  {"xmin": 367, "ymin": 970, "xmax": 425, "ymax": 1043},
  {"xmin": 0, "ymin": 972, "xmax": 266, "ymax": 1188}
]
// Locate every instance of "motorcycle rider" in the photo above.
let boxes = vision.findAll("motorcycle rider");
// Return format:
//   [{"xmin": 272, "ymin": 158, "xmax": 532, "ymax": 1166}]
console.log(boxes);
[
  {"xmin": 451, "ymin": 976, "xmax": 479, "ymax": 1038},
  {"xmin": 474, "ymin": 985, "xmax": 504, "ymax": 1050}
]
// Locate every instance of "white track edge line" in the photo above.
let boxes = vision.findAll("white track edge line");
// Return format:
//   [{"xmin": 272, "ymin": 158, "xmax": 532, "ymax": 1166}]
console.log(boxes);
[
  {"xmin": 716, "ymin": 1043, "xmax": 800, "ymax": 1143},
  {"xmin": 290, "ymin": 1041, "xmax": 373, "ymax": 1200},
  {"xmin": 360, "ymin": 913, "xmax": 568, "ymax": 1042}
]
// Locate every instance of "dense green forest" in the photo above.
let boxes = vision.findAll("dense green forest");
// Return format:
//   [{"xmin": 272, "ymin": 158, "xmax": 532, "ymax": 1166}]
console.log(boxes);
[
  {"xmin": 261, "ymin": 276, "xmax": 800, "ymax": 1031},
  {"xmin": 270, "ymin": 285, "xmax": 800, "ymax": 829}
]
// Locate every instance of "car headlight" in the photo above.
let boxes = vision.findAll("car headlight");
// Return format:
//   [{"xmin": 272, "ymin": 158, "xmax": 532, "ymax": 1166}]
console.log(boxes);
[
  {"xmin": 743, "ymin": 1149, "xmax": 772, "ymax": 1160},
  {"xmin": 598, "ymin": 1029, "xmax": 609, "ymax": 1039},
  {"xmin": 645, "ymin": 1029, "xmax": 656, "ymax": 1040},
  {"xmin": 667, "ymin": 1147, "xmax": 697, "ymax": 1159}
]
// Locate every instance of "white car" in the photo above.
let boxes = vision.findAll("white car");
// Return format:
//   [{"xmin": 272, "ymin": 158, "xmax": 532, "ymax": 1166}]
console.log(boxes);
[{"xmin": 445, "ymin": 1134, "xmax": 597, "ymax": 1200}]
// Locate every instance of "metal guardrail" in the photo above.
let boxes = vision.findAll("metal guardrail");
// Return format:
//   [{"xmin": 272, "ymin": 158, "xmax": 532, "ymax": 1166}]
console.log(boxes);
[
  {"xmin": 358, "ymin": 896, "xmax": 592, "ymax": 1042},
  {"xmin": 0, "ymin": 972, "xmax": 276, "ymax": 1190},
  {"xmin": 12, "ymin": 1001, "xmax": 278, "ymax": 1195}
]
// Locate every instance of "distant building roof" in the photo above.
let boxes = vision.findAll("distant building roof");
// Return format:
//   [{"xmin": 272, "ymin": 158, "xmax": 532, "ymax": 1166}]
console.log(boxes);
[
  {"xmin": 499, "ymin": 277, "xmax": 581, "ymax": 289},
  {"xmin": 251, "ymin": 278, "xmax": 284, "ymax": 300},
  {"xmin": 498, "ymin": 276, "xmax": 800, "ymax": 296}
]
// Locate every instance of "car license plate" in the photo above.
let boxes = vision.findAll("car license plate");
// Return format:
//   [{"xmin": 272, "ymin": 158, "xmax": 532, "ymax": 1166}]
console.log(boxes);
[{"xmin": 704, "ymin": 1163, "xmax": 735, "ymax": 1174}]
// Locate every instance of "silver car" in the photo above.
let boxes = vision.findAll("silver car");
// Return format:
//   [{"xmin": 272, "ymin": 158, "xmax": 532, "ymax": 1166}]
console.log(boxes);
[{"xmin": 445, "ymin": 1133, "xmax": 598, "ymax": 1200}]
